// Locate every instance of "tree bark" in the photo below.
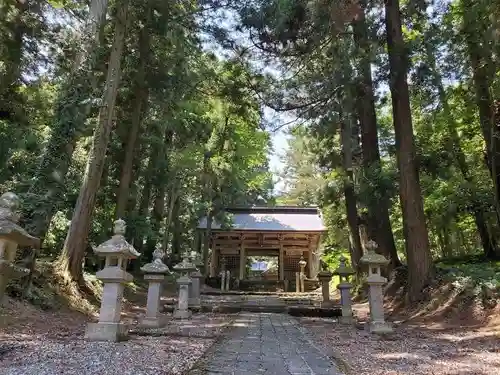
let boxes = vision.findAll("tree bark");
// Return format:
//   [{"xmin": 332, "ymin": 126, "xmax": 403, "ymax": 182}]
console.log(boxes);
[
  {"xmin": 23, "ymin": 0, "xmax": 110, "ymax": 241},
  {"xmin": 424, "ymin": 39, "xmax": 499, "ymax": 259},
  {"xmin": 340, "ymin": 112, "xmax": 363, "ymax": 271},
  {"xmin": 461, "ymin": 0, "xmax": 500, "ymax": 225},
  {"xmin": 385, "ymin": 0, "xmax": 434, "ymax": 301},
  {"xmin": 353, "ymin": 1, "xmax": 401, "ymax": 269},
  {"xmin": 56, "ymin": 3, "xmax": 129, "ymax": 282},
  {"xmin": 115, "ymin": 5, "xmax": 151, "ymax": 219}
]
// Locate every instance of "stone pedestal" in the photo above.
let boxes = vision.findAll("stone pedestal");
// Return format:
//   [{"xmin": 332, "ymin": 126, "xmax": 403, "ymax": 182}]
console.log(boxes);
[
  {"xmin": 220, "ymin": 270, "xmax": 226, "ymax": 291},
  {"xmin": 338, "ymin": 282, "xmax": 353, "ymax": 324},
  {"xmin": 85, "ymin": 219, "xmax": 140, "ymax": 342},
  {"xmin": 189, "ymin": 269, "xmax": 203, "ymax": 308},
  {"xmin": 317, "ymin": 271, "xmax": 333, "ymax": 307},
  {"xmin": 360, "ymin": 241, "xmax": 392, "ymax": 334},
  {"xmin": 0, "ymin": 192, "xmax": 39, "ymax": 302},
  {"xmin": 295, "ymin": 272, "xmax": 300, "ymax": 293},
  {"xmin": 299, "ymin": 256, "xmax": 306, "ymax": 293},
  {"xmin": 173, "ymin": 275, "xmax": 192, "ymax": 319},
  {"xmin": 334, "ymin": 257, "xmax": 355, "ymax": 324},
  {"xmin": 140, "ymin": 244, "xmax": 169, "ymax": 328},
  {"xmin": 225, "ymin": 270, "xmax": 230, "ymax": 291},
  {"xmin": 173, "ymin": 252, "xmax": 196, "ymax": 319},
  {"xmin": 141, "ymin": 274, "xmax": 167, "ymax": 327}
]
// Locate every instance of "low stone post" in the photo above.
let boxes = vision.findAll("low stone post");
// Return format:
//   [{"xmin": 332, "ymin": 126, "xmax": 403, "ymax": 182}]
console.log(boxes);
[
  {"xmin": 317, "ymin": 270, "xmax": 333, "ymax": 307},
  {"xmin": 225, "ymin": 270, "xmax": 230, "ymax": 291},
  {"xmin": 0, "ymin": 192, "xmax": 40, "ymax": 302},
  {"xmin": 299, "ymin": 256, "xmax": 307, "ymax": 292},
  {"xmin": 85, "ymin": 219, "xmax": 140, "ymax": 342},
  {"xmin": 220, "ymin": 257, "xmax": 227, "ymax": 292},
  {"xmin": 140, "ymin": 244, "xmax": 170, "ymax": 328},
  {"xmin": 173, "ymin": 252, "xmax": 196, "ymax": 319},
  {"xmin": 220, "ymin": 270, "xmax": 226, "ymax": 291},
  {"xmin": 334, "ymin": 256, "xmax": 355, "ymax": 324},
  {"xmin": 360, "ymin": 240, "xmax": 392, "ymax": 334},
  {"xmin": 189, "ymin": 251, "xmax": 203, "ymax": 308}
]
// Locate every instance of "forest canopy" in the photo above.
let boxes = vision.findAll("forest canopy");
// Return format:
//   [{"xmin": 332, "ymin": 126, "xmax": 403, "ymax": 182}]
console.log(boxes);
[{"xmin": 1, "ymin": 0, "xmax": 500, "ymax": 302}]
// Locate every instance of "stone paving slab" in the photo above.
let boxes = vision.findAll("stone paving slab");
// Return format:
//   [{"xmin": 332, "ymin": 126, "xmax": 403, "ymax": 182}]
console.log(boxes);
[{"xmin": 193, "ymin": 312, "xmax": 343, "ymax": 375}]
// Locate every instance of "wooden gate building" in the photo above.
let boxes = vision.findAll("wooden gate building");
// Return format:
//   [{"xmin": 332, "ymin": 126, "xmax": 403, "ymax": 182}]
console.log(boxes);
[{"xmin": 197, "ymin": 206, "xmax": 326, "ymax": 284}]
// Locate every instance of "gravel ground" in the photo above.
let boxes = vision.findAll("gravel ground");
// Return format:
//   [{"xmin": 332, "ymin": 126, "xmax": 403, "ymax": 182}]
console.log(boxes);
[
  {"xmin": 0, "ymin": 313, "xmax": 234, "ymax": 375},
  {"xmin": 300, "ymin": 316, "xmax": 500, "ymax": 375}
]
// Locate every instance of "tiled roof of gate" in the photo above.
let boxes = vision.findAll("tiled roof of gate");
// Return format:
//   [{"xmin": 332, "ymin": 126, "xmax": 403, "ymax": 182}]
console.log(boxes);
[{"xmin": 197, "ymin": 206, "xmax": 326, "ymax": 232}]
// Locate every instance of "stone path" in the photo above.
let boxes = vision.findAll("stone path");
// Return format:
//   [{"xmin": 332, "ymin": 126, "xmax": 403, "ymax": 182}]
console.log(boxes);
[{"xmin": 200, "ymin": 313, "xmax": 342, "ymax": 375}]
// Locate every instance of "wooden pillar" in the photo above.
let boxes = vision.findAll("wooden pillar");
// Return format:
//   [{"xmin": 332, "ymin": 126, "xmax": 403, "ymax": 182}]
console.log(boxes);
[
  {"xmin": 307, "ymin": 247, "xmax": 314, "ymax": 278},
  {"xmin": 279, "ymin": 245, "xmax": 284, "ymax": 280},
  {"xmin": 210, "ymin": 248, "xmax": 218, "ymax": 277},
  {"xmin": 239, "ymin": 245, "xmax": 245, "ymax": 280}
]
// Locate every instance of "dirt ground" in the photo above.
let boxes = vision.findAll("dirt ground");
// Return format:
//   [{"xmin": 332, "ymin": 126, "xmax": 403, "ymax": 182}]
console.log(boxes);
[{"xmin": 302, "ymin": 302, "xmax": 500, "ymax": 375}]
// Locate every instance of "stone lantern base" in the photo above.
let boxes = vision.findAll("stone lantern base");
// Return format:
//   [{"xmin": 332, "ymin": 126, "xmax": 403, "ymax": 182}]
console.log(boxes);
[
  {"xmin": 368, "ymin": 320, "xmax": 393, "ymax": 334},
  {"xmin": 140, "ymin": 315, "xmax": 168, "ymax": 328},
  {"xmin": 85, "ymin": 322, "xmax": 129, "ymax": 342},
  {"xmin": 173, "ymin": 308, "xmax": 192, "ymax": 319}
]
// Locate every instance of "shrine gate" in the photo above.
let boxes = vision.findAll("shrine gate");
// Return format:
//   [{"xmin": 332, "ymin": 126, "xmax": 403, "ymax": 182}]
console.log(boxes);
[{"xmin": 196, "ymin": 206, "xmax": 326, "ymax": 288}]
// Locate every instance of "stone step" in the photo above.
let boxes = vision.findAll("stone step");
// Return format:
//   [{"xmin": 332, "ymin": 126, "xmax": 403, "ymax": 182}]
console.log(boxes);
[{"xmin": 162, "ymin": 304, "xmax": 342, "ymax": 317}]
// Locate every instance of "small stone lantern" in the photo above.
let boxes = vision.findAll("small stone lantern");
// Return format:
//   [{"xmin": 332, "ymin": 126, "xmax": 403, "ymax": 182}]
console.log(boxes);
[
  {"xmin": 317, "ymin": 270, "xmax": 333, "ymax": 307},
  {"xmin": 360, "ymin": 240, "xmax": 392, "ymax": 334},
  {"xmin": 298, "ymin": 255, "xmax": 307, "ymax": 292},
  {"xmin": 0, "ymin": 192, "xmax": 40, "ymax": 302},
  {"xmin": 189, "ymin": 251, "xmax": 203, "ymax": 309},
  {"xmin": 334, "ymin": 256, "xmax": 355, "ymax": 324},
  {"xmin": 219, "ymin": 257, "xmax": 229, "ymax": 292},
  {"xmin": 140, "ymin": 244, "xmax": 170, "ymax": 328},
  {"xmin": 172, "ymin": 251, "xmax": 196, "ymax": 319},
  {"xmin": 85, "ymin": 219, "xmax": 140, "ymax": 342}
]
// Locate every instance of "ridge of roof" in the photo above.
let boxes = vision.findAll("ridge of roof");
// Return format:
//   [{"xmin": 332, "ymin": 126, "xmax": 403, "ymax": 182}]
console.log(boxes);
[{"xmin": 225, "ymin": 206, "xmax": 320, "ymax": 215}]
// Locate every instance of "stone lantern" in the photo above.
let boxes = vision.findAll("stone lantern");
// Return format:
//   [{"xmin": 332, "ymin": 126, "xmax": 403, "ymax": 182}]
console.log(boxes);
[
  {"xmin": 297, "ymin": 255, "xmax": 307, "ymax": 293},
  {"xmin": 188, "ymin": 251, "xmax": 203, "ymax": 309},
  {"xmin": 85, "ymin": 219, "xmax": 140, "ymax": 342},
  {"xmin": 0, "ymin": 192, "xmax": 40, "ymax": 302},
  {"xmin": 172, "ymin": 251, "xmax": 196, "ymax": 319},
  {"xmin": 219, "ymin": 257, "xmax": 230, "ymax": 291},
  {"xmin": 140, "ymin": 244, "xmax": 170, "ymax": 328},
  {"xmin": 360, "ymin": 240, "xmax": 392, "ymax": 334},
  {"xmin": 333, "ymin": 256, "xmax": 355, "ymax": 324},
  {"xmin": 317, "ymin": 269, "xmax": 333, "ymax": 307}
]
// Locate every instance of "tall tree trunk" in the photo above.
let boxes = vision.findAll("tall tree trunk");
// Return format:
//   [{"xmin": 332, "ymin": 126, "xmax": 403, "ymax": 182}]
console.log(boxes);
[
  {"xmin": 162, "ymin": 181, "xmax": 179, "ymax": 252},
  {"xmin": 115, "ymin": 5, "xmax": 151, "ymax": 219},
  {"xmin": 23, "ymin": 0, "xmax": 110, "ymax": 240},
  {"xmin": 353, "ymin": 1, "xmax": 401, "ymax": 269},
  {"xmin": 56, "ymin": 3, "xmax": 129, "ymax": 282},
  {"xmin": 385, "ymin": 0, "xmax": 434, "ymax": 301},
  {"xmin": 462, "ymin": 0, "xmax": 500, "ymax": 224},
  {"xmin": 424, "ymin": 38, "xmax": 499, "ymax": 259},
  {"xmin": 340, "ymin": 111, "xmax": 363, "ymax": 271}
]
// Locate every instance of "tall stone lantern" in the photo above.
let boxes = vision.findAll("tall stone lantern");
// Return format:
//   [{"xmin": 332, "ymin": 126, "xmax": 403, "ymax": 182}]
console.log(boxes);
[
  {"xmin": 189, "ymin": 251, "xmax": 203, "ymax": 309},
  {"xmin": 140, "ymin": 244, "xmax": 170, "ymax": 328},
  {"xmin": 333, "ymin": 256, "xmax": 355, "ymax": 324},
  {"xmin": 173, "ymin": 251, "xmax": 196, "ymax": 319},
  {"xmin": 360, "ymin": 240, "xmax": 392, "ymax": 334},
  {"xmin": 85, "ymin": 219, "xmax": 140, "ymax": 342},
  {"xmin": 0, "ymin": 192, "xmax": 40, "ymax": 301}
]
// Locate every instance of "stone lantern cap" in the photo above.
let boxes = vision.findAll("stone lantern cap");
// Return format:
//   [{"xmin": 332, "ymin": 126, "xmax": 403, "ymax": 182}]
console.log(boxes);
[
  {"xmin": 190, "ymin": 251, "xmax": 203, "ymax": 267},
  {"xmin": 141, "ymin": 244, "xmax": 170, "ymax": 274},
  {"xmin": 173, "ymin": 251, "xmax": 196, "ymax": 273},
  {"xmin": 360, "ymin": 240, "xmax": 389, "ymax": 266},
  {"xmin": 94, "ymin": 219, "xmax": 140, "ymax": 259},
  {"xmin": 317, "ymin": 270, "xmax": 333, "ymax": 280},
  {"xmin": 0, "ymin": 192, "xmax": 40, "ymax": 248},
  {"xmin": 298, "ymin": 255, "xmax": 307, "ymax": 267},
  {"xmin": 334, "ymin": 256, "xmax": 355, "ymax": 276}
]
